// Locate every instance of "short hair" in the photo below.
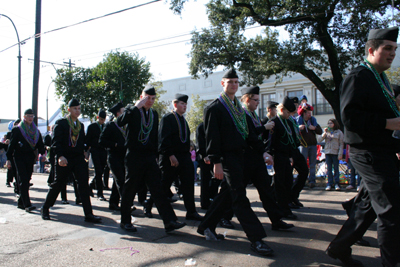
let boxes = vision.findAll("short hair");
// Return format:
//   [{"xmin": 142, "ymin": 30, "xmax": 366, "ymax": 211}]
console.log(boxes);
[
  {"xmin": 365, "ymin": 39, "xmax": 385, "ymax": 57},
  {"xmin": 329, "ymin": 118, "xmax": 340, "ymax": 131},
  {"xmin": 240, "ymin": 94, "xmax": 254, "ymax": 103},
  {"xmin": 277, "ymin": 103, "xmax": 285, "ymax": 112}
]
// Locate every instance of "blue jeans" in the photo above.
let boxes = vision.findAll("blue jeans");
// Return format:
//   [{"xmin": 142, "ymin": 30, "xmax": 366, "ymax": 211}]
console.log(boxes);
[
  {"xmin": 300, "ymin": 145, "xmax": 317, "ymax": 184},
  {"xmin": 347, "ymin": 158, "xmax": 361, "ymax": 187},
  {"xmin": 325, "ymin": 154, "xmax": 339, "ymax": 186}
]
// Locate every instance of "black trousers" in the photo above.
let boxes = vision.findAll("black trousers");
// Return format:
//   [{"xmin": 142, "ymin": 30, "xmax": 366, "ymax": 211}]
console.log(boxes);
[
  {"xmin": 14, "ymin": 153, "xmax": 35, "ymax": 207},
  {"xmin": 108, "ymin": 152, "xmax": 125, "ymax": 207},
  {"xmin": 291, "ymin": 148, "xmax": 309, "ymax": 201},
  {"xmin": 159, "ymin": 153, "xmax": 196, "ymax": 214},
  {"xmin": 7, "ymin": 157, "xmax": 17, "ymax": 185},
  {"xmin": 199, "ymin": 152, "xmax": 267, "ymax": 243},
  {"xmin": 90, "ymin": 148, "xmax": 107, "ymax": 197},
  {"xmin": 243, "ymin": 151, "xmax": 284, "ymax": 224},
  {"xmin": 47, "ymin": 153, "xmax": 67, "ymax": 201},
  {"xmin": 120, "ymin": 152, "xmax": 177, "ymax": 225},
  {"xmin": 43, "ymin": 156, "xmax": 93, "ymax": 217},
  {"xmin": 103, "ymin": 165, "xmax": 110, "ymax": 188},
  {"xmin": 329, "ymin": 150, "xmax": 400, "ymax": 267},
  {"xmin": 199, "ymin": 160, "xmax": 219, "ymax": 209},
  {"xmin": 274, "ymin": 154, "xmax": 294, "ymax": 216}
]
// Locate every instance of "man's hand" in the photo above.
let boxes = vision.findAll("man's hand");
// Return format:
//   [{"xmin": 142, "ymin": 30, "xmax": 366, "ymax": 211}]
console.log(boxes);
[
  {"xmin": 169, "ymin": 155, "xmax": 179, "ymax": 167},
  {"xmin": 58, "ymin": 156, "xmax": 68, "ymax": 167},
  {"xmin": 204, "ymin": 156, "xmax": 211, "ymax": 165},
  {"xmin": 386, "ymin": 117, "xmax": 400, "ymax": 131},
  {"xmin": 263, "ymin": 152, "xmax": 274, "ymax": 165},
  {"xmin": 264, "ymin": 121, "xmax": 275, "ymax": 130},
  {"xmin": 135, "ymin": 96, "xmax": 148, "ymax": 109},
  {"xmin": 308, "ymin": 125, "xmax": 316, "ymax": 130},
  {"xmin": 6, "ymin": 160, "xmax": 11, "ymax": 169},
  {"xmin": 213, "ymin": 163, "xmax": 223, "ymax": 180},
  {"xmin": 299, "ymin": 125, "xmax": 305, "ymax": 130}
]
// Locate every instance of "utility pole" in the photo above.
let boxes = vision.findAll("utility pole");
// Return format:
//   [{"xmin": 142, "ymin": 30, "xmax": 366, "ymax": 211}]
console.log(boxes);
[
  {"xmin": 63, "ymin": 58, "xmax": 75, "ymax": 70},
  {"xmin": 32, "ymin": 0, "xmax": 41, "ymax": 125}
]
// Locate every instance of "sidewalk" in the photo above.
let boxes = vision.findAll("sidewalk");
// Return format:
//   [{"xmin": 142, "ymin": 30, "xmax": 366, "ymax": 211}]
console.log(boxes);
[{"xmin": 0, "ymin": 171, "xmax": 380, "ymax": 267}]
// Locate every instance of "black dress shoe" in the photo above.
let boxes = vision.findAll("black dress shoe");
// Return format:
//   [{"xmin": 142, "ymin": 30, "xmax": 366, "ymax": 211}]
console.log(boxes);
[
  {"xmin": 271, "ymin": 220, "xmax": 295, "ymax": 231},
  {"xmin": 41, "ymin": 207, "xmax": 50, "ymax": 220},
  {"xmin": 143, "ymin": 200, "xmax": 153, "ymax": 218},
  {"xmin": 84, "ymin": 215, "xmax": 102, "ymax": 223},
  {"xmin": 186, "ymin": 212, "xmax": 203, "ymax": 221},
  {"xmin": 288, "ymin": 203, "xmax": 300, "ymax": 209},
  {"xmin": 17, "ymin": 204, "xmax": 25, "ymax": 210},
  {"xmin": 292, "ymin": 199, "xmax": 304, "ymax": 207},
  {"xmin": 120, "ymin": 223, "xmax": 137, "ymax": 232},
  {"xmin": 61, "ymin": 200, "xmax": 69, "ymax": 204},
  {"xmin": 109, "ymin": 203, "xmax": 121, "ymax": 211},
  {"xmin": 98, "ymin": 196, "xmax": 107, "ymax": 201},
  {"xmin": 284, "ymin": 213, "xmax": 298, "ymax": 220},
  {"xmin": 355, "ymin": 238, "xmax": 370, "ymax": 247},
  {"xmin": 250, "ymin": 240, "xmax": 274, "ymax": 256},
  {"xmin": 25, "ymin": 206, "xmax": 36, "ymax": 212},
  {"xmin": 219, "ymin": 218, "xmax": 235, "ymax": 229},
  {"xmin": 326, "ymin": 247, "xmax": 364, "ymax": 267},
  {"xmin": 197, "ymin": 227, "xmax": 225, "ymax": 240},
  {"xmin": 75, "ymin": 198, "xmax": 82, "ymax": 205},
  {"xmin": 165, "ymin": 221, "xmax": 187, "ymax": 233}
]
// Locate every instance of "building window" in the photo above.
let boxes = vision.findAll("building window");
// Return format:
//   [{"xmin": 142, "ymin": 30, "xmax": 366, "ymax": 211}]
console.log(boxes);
[
  {"xmin": 287, "ymin": 90, "xmax": 303, "ymax": 100},
  {"xmin": 204, "ymin": 80, "xmax": 212, "ymax": 88},
  {"xmin": 261, "ymin": 93, "xmax": 276, "ymax": 118},
  {"xmin": 314, "ymin": 89, "xmax": 333, "ymax": 115}
]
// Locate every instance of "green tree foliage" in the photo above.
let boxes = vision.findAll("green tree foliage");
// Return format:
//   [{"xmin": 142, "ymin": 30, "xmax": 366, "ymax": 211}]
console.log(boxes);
[
  {"xmin": 186, "ymin": 94, "xmax": 208, "ymax": 139},
  {"xmin": 170, "ymin": 0, "xmax": 400, "ymax": 124},
  {"xmin": 54, "ymin": 51, "xmax": 152, "ymax": 119}
]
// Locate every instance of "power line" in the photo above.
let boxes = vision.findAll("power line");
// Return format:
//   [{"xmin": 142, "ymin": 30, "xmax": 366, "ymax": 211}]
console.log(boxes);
[{"xmin": 0, "ymin": 0, "xmax": 161, "ymax": 54}]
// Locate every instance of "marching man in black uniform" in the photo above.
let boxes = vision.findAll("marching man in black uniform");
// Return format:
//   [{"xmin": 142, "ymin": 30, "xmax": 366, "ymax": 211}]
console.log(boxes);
[
  {"xmin": 269, "ymin": 97, "xmax": 297, "ymax": 220},
  {"xmin": 117, "ymin": 86, "xmax": 186, "ymax": 233},
  {"xmin": 154, "ymin": 93, "xmax": 202, "ymax": 221},
  {"xmin": 197, "ymin": 69, "xmax": 274, "ymax": 256},
  {"xmin": 41, "ymin": 99, "xmax": 101, "ymax": 223},
  {"xmin": 6, "ymin": 109, "xmax": 45, "ymax": 212},
  {"xmin": 240, "ymin": 86, "xmax": 294, "ymax": 231},
  {"xmin": 87, "ymin": 109, "xmax": 107, "ymax": 201},
  {"xmin": 99, "ymin": 102, "xmax": 126, "ymax": 211},
  {"xmin": 326, "ymin": 27, "xmax": 400, "ymax": 267}
]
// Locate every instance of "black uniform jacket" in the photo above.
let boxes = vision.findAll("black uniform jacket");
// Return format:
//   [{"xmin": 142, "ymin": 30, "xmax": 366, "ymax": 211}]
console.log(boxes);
[
  {"xmin": 117, "ymin": 105, "xmax": 159, "ymax": 154},
  {"xmin": 99, "ymin": 121, "xmax": 126, "ymax": 155},
  {"xmin": 86, "ymin": 122, "xmax": 104, "ymax": 151},
  {"xmin": 269, "ymin": 115, "xmax": 296, "ymax": 157},
  {"xmin": 340, "ymin": 66, "xmax": 400, "ymax": 152},
  {"xmin": 53, "ymin": 118, "xmax": 86, "ymax": 160},
  {"xmin": 204, "ymin": 98, "xmax": 263, "ymax": 164},
  {"xmin": 159, "ymin": 111, "xmax": 190, "ymax": 156},
  {"xmin": 6, "ymin": 125, "xmax": 45, "ymax": 159}
]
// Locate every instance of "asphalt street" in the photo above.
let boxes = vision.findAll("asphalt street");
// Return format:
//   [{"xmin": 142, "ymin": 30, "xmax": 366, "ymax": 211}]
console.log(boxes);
[{"xmin": 0, "ymin": 170, "xmax": 381, "ymax": 267}]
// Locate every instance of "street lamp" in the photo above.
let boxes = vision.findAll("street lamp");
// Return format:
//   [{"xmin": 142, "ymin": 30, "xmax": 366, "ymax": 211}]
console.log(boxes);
[{"xmin": 0, "ymin": 14, "xmax": 22, "ymax": 119}]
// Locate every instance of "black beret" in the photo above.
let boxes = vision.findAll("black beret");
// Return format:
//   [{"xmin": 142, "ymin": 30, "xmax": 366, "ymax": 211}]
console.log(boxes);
[
  {"xmin": 24, "ymin": 109, "xmax": 34, "ymax": 115},
  {"xmin": 98, "ymin": 109, "xmax": 106, "ymax": 119},
  {"xmin": 266, "ymin": 101, "xmax": 278, "ymax": 109},
  {"xmin": 68, "ymin": 98, "xmax": 80, "ymax": 107},
  {"xmin": 109, "ymin": 102, "xmax": 124, "ymax": 116},
  {"xmin": 222, "ymin": 69, "xmax": 239, "ymax": 79},
  {"xmin": 240, "ymin": 86, "xmax": 259, "ymax": 95},
  {"xmin": 291, "ymin": 97, "xmax": 299, "ymax": 104},
  {"xmin": 368, "ymin": 27, "xmax": 399, "ymax": 42},
  {"xmin": 14, "ymin": 119, "xmax": 21, "ymax": 125},
  {"xmin": 282, "ymin": 96, "xmax": 296, "ymax": 112},
  {"xmin": 392, "ymin": 84, "xmax": 400, "ymax": 98},
  {"xmin": 143, "ymin": 85, "xmax": 156, "ymax": 96},
  {"xmin": 174, "ymin": 93, "xmax": 189, "ymax": 103}
]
